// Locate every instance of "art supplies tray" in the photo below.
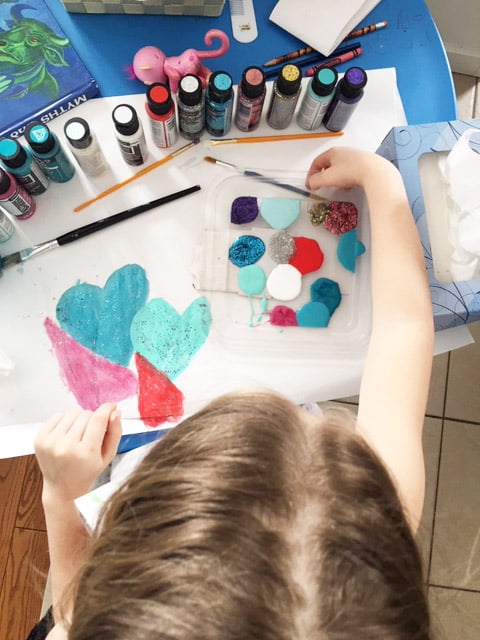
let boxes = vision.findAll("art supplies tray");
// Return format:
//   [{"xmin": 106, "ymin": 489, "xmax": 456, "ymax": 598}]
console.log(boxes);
[{"xmin": 193, "ymin": 172, "xmax": 372, "ymax": 360}]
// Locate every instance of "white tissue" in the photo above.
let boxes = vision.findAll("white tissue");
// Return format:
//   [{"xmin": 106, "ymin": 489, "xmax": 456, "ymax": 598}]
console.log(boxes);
[{"xmin": 441, "ymin": 129, "xmax": 480, "ymax": 280}]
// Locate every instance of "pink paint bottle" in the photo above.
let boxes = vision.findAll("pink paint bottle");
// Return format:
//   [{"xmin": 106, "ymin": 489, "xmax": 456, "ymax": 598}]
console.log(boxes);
[
  {"xmin": 0, "ymin": 167, "xmax": 36, "ymax": 219},
  {"xmin": 145, "ymin": 83, "xmax": 178, "ymax": 149}
]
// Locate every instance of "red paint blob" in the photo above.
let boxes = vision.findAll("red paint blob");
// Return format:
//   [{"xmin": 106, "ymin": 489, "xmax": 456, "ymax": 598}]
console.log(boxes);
[
  {"xmin": 269, "ymin": 305, "xmax": 298, "ymax": 326},
  {"xmin": 135, "ymin": 353, "xmax": 184, "ymax": 427},
  {"xmin": 289, "ymin": 236, "xmax": 324, "ymax": 275}
]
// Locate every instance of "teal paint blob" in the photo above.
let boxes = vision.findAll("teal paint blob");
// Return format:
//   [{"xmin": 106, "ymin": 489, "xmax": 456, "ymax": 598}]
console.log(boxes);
[
  {"xmin": 310, "ymin": 277, "xmax": 341, "ymax": 315},
  {"xmin": 238, "ymin": 264, "xmax": 266, "ymax": 296},
  {"xmin": 229, "ymin": 235, "xmax": 265, "ymax": 267},
  {"xmin": 337, "ymin": 229, "xmax": 366, "ymax": 272},
  {"xmin": 56, "ymin": 264, "xmax": 149, "ymax": 367},
  {"xmin": 130, "ymin": 297, "xmax": 212, "ymax": 380},
  {"xmin": 296, "ymin": 301, "xmax": 331, "ymax": 327},
  {"xmin": 260, "ymin": 197, "xmax": 301, "ymax": 229}
]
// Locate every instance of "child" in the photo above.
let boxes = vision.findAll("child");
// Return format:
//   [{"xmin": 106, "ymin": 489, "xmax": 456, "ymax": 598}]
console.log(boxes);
[{"xmin": 32, "ymin": 147, "xmax": 434, "ymax": 640}]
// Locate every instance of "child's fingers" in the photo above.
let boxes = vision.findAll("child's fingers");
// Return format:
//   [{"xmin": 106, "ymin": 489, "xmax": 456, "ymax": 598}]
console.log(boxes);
[
  {"xmin": 81, "ymin": 403, "xmax": 117, "ymax": 451},
  {"xmin": 101, "ymin": 410, "xmax": 123, "ymax": 462}
]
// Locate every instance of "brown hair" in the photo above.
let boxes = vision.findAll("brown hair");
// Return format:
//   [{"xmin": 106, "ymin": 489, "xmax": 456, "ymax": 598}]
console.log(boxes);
[{"xmin": 69, "ymin": 391, "xmax": 430, "ymax": 640}]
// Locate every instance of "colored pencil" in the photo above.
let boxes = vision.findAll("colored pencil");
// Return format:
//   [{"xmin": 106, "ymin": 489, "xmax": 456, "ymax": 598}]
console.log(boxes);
[
  {"xmin": 306, "ymin": 47, "xmax": 363, "ymax": 77},
  {"xmin": 263, "ymin": 20, "xmax": 387, "ymax": 66},
  {"xmin": 263, "ymin": 42, "xmax": 361, "ymax": 79},
  {"xmin": 207, "ymin": 131, "xmax": 343, "ymax": 146},
  {"xmin": 74, "ymin": 139, "xmax": 200, "ymax": 213},
  {"xmin": 343, "ymin": 21, "xmax": 388, "ymax": 41}
]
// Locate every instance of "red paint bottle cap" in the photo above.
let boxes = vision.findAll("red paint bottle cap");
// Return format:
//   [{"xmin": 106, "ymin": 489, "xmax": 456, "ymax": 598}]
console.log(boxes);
[{"xmin": 146, "ymin": 83, "xmax": 173, "ymax": 116}]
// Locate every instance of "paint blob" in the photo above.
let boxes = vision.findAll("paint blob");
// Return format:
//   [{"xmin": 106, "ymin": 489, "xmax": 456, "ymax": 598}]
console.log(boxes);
[
  {"xmin": 337, "ymin": 229, "xmax": 366, "ymax": 272},
  {"xmin": 44, "ymin": 318, "xmax": 138, "ymax": 409},
  {"xmin": 266, "ymin": 264, "xmax": 302, "ymax": 301},
  {"xmin": 269, "ymin": 305, "xmax": 298, "ymax": 326},
  {"xmin": 296, "ymin": 301, "xmax": 331, "ymax": 328},
  {"xmin": 237, "ymin": 264, "xmax": 267, "ymax": 295},
  {"xmin": 310, "ymin": 278, "xmax": 341, "ymax": 314},
  {"xmin": 268, "ymin": 230, "xmax": 296, "ymax": 263},
  {"xmin": 230, "ymin": 196, "xmax": 259, "ymax": 224},
  {"xmin": 130, "ymin": 297, "xmax": 212, "ymax": 381},
  {"xmin": 289, "ymin": 236, "xmax": 324, "ymax": 275},
  {"xmin": 228, "ymin": 234, "xmax": 265, "ymax": 267},
  {"xmin": 56, "ymin": 264, "xmax": 149, "ymax": 367},
  {"xmin": 260, "ymin": 197, "xmax": 301, "ymax": 229}
]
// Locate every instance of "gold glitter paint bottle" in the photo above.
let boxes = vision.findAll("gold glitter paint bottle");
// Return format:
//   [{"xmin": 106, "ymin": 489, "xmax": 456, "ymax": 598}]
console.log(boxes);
[{"xmin": 266, "ymin": 64, "xmax": 302, "ymax": 130}]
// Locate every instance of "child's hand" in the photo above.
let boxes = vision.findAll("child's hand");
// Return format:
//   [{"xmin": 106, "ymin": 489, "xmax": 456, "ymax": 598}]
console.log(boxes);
[
  {"xmin": 34, "ymin": 403, "xmax": 122, "ymax": 504},
  {"xmin": 306, "ymin": 146, "xmax": 396, "ymax": 192}
]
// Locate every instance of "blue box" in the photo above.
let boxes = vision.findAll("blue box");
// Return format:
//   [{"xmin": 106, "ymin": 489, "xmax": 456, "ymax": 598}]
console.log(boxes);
[{"xmin": 377, "ymin": 119, "xmax": 480, "ymax": 331}]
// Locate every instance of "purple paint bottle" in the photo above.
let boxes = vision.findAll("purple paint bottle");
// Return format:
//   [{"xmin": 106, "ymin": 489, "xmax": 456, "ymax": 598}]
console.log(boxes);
[
  {"xmin": 234, "ymin": 66, "xmax": 266, "ymax": 132},
  {"xmin": 322, "ymin": 66, "xmax": 368, "ymax": 132},
  {"xmin": 0, "ymin": 167, "xmax": 36, "ymax": 219}
]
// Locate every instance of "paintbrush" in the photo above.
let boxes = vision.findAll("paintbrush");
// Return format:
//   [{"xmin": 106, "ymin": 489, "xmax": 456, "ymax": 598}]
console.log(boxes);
[
  {"xmin": 0, "ymin": 184, "xmax": 201, "ymax": 271},
  {"xmin": 204, "ymin": 156, "xmax": 325, "ymax": 201}
]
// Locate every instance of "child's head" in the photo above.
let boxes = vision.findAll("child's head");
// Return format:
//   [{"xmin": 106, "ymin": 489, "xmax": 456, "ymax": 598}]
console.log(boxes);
[{"xmin": 68, "ymin": 391, "xmax": 430, "ymax": 639}]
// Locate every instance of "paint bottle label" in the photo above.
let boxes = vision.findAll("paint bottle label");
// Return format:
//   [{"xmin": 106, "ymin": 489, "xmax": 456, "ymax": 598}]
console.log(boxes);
[
  {"xmin": 0, "ymin": 184, "xmax": 35, "ymax": 219},
  {"xmin": 112, "ymin": 104, "xmax": 148, "ymax": 166},
  {"xmin": 145, "ymin": 84, "xmax": 178, "ymax": 149},
  {"xmin": 117, "ymin": 139, "xmax": 147, "ymax": 165},
  {"xmin": 13, "ymin": 159, "xmax": 50, "ymax": 195},
  {"xmin": 0, "ymin": 210, "xmax": 15, "ymax": 243},
  {"xmin": 149, "ymin": 114, "xmax": 178, "ymax": 148}
]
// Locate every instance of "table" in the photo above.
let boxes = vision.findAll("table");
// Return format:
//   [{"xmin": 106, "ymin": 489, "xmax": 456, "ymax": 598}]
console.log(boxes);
[{"xmin": 46, "ymin": 0, "xmax": 457, "ymax": 125}]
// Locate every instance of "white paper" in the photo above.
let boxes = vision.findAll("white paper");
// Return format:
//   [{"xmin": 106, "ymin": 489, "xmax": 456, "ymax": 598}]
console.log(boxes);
[
  {"xmin": 270, "ymin": 0, "xmax": 381, "ymax": 56},
  {"xmin": 0, "ymin": 69, "xmax": 413, "ymax": 460}
]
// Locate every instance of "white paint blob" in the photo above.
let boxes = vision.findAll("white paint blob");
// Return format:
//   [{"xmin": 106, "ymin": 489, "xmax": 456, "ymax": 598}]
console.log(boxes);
[{"xmin": 266, "ymin": 264, "xmax": 302, "ymax": 301}]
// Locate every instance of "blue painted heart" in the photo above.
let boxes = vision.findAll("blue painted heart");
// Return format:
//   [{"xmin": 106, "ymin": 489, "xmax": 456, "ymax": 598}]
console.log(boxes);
[
  {"xmin": 130, "ymin": 297, "xmax": 212, "ymax": 380},
  {"xmin": 56, "ymin": 264, "xmax": 149, "ymax": 367}
]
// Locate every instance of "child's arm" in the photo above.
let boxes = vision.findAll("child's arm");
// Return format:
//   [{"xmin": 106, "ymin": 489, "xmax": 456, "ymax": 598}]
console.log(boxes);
[
  {"xmin": 34, "ymin": 403, "xmax": 122, "ymax": 631},
  {"xmin": 307, "ymin": 148, "xmax": 434, "ymax": 531}
]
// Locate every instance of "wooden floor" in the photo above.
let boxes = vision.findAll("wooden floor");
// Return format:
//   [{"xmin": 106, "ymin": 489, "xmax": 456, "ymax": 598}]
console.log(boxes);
[{"xmin": 0, "ymin": 456, "xmax": 49, "ymax": 639}]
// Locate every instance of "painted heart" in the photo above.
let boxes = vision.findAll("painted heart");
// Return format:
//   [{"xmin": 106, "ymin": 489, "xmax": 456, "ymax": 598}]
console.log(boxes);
[
  {"xmin": 45, "ymin": 318, "xmax": 138, "ymax": 410},
  {"xmin": 296, "ymin": 301, "xmax": 331, "ymax": 328},
  {"xmin": 56, "ymin": 264, "xmax": 149, "ymax": 367},
  {"xmin": 130, "ymin": 297, "xmax": 212, "ymax": 380}
]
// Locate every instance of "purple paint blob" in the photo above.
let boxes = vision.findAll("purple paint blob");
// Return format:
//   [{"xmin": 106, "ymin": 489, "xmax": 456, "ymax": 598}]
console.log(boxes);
[{"xmin": 231, "ymin": 196, "xmax": 259, "ymax": 224}]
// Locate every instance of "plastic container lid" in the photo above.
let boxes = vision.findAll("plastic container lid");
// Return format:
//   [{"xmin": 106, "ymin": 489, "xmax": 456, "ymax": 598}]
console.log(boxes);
[
  {"xmin": 340, "ymin": 67, "xmax": 368, "ymax": 98},
  {"xmin": 277, "ymin": 64, "xmax": 302, "ymax": 96},
  {"xmin": 207, "ymin": 71, "xmax": 233, "ymax": 103},
  {"xmin": 178, "ymin": 75, "xmax": 203, "ymax": 106},
  {"xmin": 0, "ymin": 138, "xmax": 27, "ymax": 168},
  {"xmin": 24, "ymin": 123, "xmax": 54, "ymax": 153},
  {"xmin": 64, "ymin": 117, "xmax": 92, "ymax": 149},
  {"xmin": 112, "ymin": 104, "xmax": 140, "ymax": 136},
  {"xmin": 240, "ymin": 66, "xmax": 266, "ymax": 99},
  {"xmin": 146, "ymin": 83, "xmax": 173, "ymax": 116},
  {"xmin": 311, "ymin": 67, "xmax": 338, "ymax": 96}
]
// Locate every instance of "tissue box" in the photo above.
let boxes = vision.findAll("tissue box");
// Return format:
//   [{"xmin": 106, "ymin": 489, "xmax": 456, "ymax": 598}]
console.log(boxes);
[
  {"xmin": 377, "ymin": 119, "xmax": 480, "ymax": 331},
  {"xmin": 61, "ymin": 0, "xmax": 225, "ymax": 15}
]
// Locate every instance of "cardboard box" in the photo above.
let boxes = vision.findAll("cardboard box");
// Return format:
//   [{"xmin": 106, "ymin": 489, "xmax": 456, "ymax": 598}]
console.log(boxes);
[
  {"xmin": 61, "ymin": 0, "xmax": 225, "ymax": 16},
  {"xmin": 377, "ymin": 119, "xmax": 480, "ymax": 331}
]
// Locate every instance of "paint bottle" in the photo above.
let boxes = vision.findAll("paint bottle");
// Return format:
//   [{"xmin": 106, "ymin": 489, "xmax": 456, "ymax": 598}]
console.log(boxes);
[
  {"xmin": 0, "ymin": 167, "xmax": 36, "ymax": 219},
  {"xmin": 112, "ymin": 104, "xmax": 148, "ymax": 166},
  {"xmin": 234, "ymin": 66, "xmax": 266, "ymax": 132},
  {"xmin": 0, "ymin": 138, "xmax": 49, "ymax": 196},
  {"xmin": 266, "ymin": 64, "xmax": 302, "ymax": 130},
  {"xmin": 322, "ymin": 66, "xmax": 368, "ymax": 132},
  {"xmin": 24, "ymin": 122, "xmax": 75, "ymax": 183},
  {"xmin": 0, "ymin": 209, "xmax": 15, "ymax": 243},
  {"xmin": 145, "ymin": 83, "xmax": 178, "ymax": 149},
  {"xmin": 177, "ymin": 74, "xmax": 205, "ymax": 140},
  {"xmin": 64, "ymin": 117, "xmax": 108, "ymax": 177},
  {"xmin": 205, "ymin": 71, "xmax": 234, "ymax": 137},
  {"xmin": 296, "ymin": 67, "xmax": 338, "ymax": 130}
]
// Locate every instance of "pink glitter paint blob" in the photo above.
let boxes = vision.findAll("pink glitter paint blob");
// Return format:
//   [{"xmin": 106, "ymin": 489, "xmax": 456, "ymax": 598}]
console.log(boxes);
[
  {"xmin": 44, "ymin": 318, "xmax": 138, "ymax": 410},
  {"xmin": 323, "ymin": 201, "xmax": 358, "ymax": 234},
  {"xmin": 135, "ymin": 353, "xmax": 184, "ymax": 427},
  {"xmin": 269, "ymin": 305, "xmax": 298, "ymax": 327}
]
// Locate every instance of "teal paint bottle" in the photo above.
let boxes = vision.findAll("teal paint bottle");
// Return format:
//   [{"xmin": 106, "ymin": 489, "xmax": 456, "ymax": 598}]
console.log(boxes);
[
  {"xmin": 296, "ymin": 67, "xmax": 338, "ymax": 130},
  {"xmin": 0, "ymin": 138, "xmax": 50, "ymax": 195},
  {"xmin": 24, "ymin": 122, "xmax": 75, "ymax": 183}
]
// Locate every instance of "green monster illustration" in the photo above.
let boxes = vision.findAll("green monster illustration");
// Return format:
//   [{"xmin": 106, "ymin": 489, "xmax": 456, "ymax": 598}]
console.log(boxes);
[{"xmin": 0, "ymin": 3, "xmax": 71, "ymax": 100}]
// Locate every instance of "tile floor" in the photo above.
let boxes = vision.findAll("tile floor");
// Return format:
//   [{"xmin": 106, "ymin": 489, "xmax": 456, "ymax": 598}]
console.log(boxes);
[{"xmin": 339, "ymin": 72, "xmax": 480, "ymax": 639}]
